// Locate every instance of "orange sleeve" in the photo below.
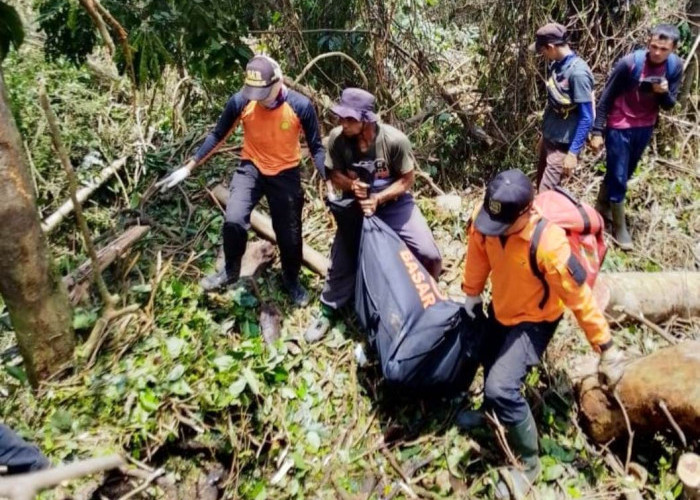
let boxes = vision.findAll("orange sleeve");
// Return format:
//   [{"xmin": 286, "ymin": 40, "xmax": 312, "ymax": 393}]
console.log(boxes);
[
  {"xmin": 462, "ymin": 221, "xmax": 491, "ymax": 296},
  {"xmin": 539, "ymin": 228, "xmax": 611, "ymax": 348}
]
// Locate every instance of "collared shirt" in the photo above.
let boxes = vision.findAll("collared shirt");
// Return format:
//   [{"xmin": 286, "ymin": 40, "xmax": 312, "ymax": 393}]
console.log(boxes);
[
  {"xmin": 193, "ymin": 88, "xmax": 325, "ymax": 176},
  {"xmin": 325, "ymin": 123, "xmax": 414, "ymax": 192},
  {"xmin": 462, "ymin": 207, "xmax": 611, "ymax": 348},
  {"xmin": 542, "ymin": 53, "xmax": 594, "ymax": 146}
]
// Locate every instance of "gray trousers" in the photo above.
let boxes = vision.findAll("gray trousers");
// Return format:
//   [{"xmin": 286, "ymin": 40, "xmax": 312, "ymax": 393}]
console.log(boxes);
[{"xmin": 321, "ymin": 193, "xmax": 442, "ymax": 309}]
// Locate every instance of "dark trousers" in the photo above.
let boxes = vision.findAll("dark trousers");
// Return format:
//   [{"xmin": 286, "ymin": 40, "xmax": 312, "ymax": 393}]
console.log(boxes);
[
  {"xmin": 479, "ymin": 309, "xmax": 560, "ymax": 425},
  {"xmin": 320, "ymin": 193, "xmax": 442, "ymax": 309},
  {"xmin": 0, "ymin": 424, "xmax": 49, "ymax": 474},
  {"xmin": 603, "ymin": 126, "xmax": 654, "ymax": 203},
  {"xmin": 224, "ymin": 161, "xmax": 303, "ymax": 283}
]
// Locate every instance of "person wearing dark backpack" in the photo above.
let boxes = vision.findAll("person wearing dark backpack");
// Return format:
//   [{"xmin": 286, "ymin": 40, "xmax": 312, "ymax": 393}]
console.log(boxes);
[
  {"xmin": 531, "ymin": 23, "xmax": 595, "ymax": 192},
  {"xmin": 590, "ymin": 24, "xmax": 683, "ymax": 251},
  {"xmin": 458, "ymin": 169, "xmax": 625, "ymax": 499}
]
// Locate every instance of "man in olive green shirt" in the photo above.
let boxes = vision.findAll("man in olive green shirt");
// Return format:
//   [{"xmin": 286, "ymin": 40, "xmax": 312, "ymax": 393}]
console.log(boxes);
[{"xmin": 305, "ymin": 88, "xmax": 442, "ymax": 342}]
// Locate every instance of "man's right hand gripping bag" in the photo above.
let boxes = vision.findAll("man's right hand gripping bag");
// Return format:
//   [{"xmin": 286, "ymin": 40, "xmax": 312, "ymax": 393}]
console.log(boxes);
[{"xmin": 354, "ymin": 215, "xmax": 485, "ymax": 396}]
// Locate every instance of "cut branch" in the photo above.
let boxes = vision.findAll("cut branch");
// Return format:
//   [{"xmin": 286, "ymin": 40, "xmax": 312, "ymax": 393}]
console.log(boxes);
[
  {"xmin": 0, "ymin": 454, "xmax": 123, "ymax": 500},
  {"xmin": 41, "ymin": 157, "xmax": 127, "ymax": 233},
  {"xmin": 293, "ymin": 51, "xmax": 369, "ymax": 88},
  {"xmin": 63, "ymin": 224, "xmax": 150, "ymax": 289},
  {"xmin": 78, "ymin": 0, "xmax": 115, "ymax": 56}
]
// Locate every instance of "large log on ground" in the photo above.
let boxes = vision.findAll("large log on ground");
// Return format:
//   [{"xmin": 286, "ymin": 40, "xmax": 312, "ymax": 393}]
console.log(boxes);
[
  {"xmin": 211, "ymin": 184, "xmax": 330, "ymax": 276},
  {"xmin": 63, "ymin": 224, "xmax": 150, "ymax": 288},
  {"xmin": 594, "ymin": 272, "xmax": 700, "ymax": 322},
  {"xmin": 578, "ymin": 341, "xmax": 700, "ymax": 443}
]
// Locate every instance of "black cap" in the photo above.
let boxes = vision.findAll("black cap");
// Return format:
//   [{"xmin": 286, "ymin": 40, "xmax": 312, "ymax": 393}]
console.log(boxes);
[
  {"xmin": 474, "ymin": 169, "xmax": 534, "ymax": 235},
  {"xmin": 242, "ymin": 55, "xmax": 282, "ymax": 101},
  {"xmin": 529, "ymin": 23, "xmax": 568, "ymax": 52}
]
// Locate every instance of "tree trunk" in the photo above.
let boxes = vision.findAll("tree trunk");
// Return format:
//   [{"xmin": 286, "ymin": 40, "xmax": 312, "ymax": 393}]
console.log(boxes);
[
  {"xmin": 0, "ymin": 69, "xmax": 75, "ymax": 386},
  {"xmin": 593, "ymin": 272, "xmax": 700, "ymax": 322},
  {"xmin": 680, "ymin": 0, "xmax": 700, "ymax": 111}
]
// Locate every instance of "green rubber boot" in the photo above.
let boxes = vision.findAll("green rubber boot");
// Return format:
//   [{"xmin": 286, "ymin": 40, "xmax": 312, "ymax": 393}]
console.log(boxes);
[
  {"xmin": 595, "ymin": 183, "xmax": 612, "ymax": 223},
  {"xmin": 611, "ymin": 201, "xmax": 633, "ymax": 251},
  {"xmin": 494, "ymin": 410, "xmax": 541, "ymax": 500}
]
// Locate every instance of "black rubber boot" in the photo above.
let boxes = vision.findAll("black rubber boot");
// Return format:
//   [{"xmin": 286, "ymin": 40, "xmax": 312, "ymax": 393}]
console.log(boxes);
[
  {"xmin": 611, "ymin": 201, "xmax": 633, "ymax": 251},
  {"xmin": 595, "ymin": 183, "xmax": 612, "ymax": 223},
  {"xmin": 282, "ymin": 276, "xmax": 310, "ymax": 307},
  {"xmin": 200, "ymin": 269, "xmax": 239, "ymax": 292},
  {"xmin": 494, "ymin": 410, "xmax": 541, "ymax": 499}
]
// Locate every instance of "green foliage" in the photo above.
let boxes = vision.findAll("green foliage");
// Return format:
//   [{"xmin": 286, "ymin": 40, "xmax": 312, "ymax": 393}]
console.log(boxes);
[
  {"xmin": 35, "ymin": 0, "xmax": 256, "ymax": 85},
  {"xmin": 35, "ymin": 0, "xmax": 96, "ymax": 65},
  {"xmin": 0, "ymin": 1, "xmax": 24, "ymax": 62}
]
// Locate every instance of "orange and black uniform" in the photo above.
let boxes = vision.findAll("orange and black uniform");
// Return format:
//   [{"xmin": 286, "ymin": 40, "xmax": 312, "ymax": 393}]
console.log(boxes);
[
  {"xmin": 462, "ymin": 207, "xmax": 610, "ymax": 424},
  {"xmin": 193, "ymin": 88, "xmax": 325, "ymax": 283}
]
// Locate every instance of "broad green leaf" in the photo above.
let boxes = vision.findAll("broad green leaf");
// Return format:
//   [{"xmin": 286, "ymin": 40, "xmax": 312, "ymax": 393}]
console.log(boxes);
[
  {"xmin": 306, "ymin": 431, "xmax": 321, "ymax": 452},
  {"xmin": 138, "ymin": 389, "xmax": 160, "ymax": 412},
  {"xmin": 213, "ymin": 355, "xmax": 235, "ymax": 372},
  {"xmin": 165, "ymin": 337, "xmax": 186, "ymax": 358},
  {"xmin": 170, "ymin": 379, "xmax": 192, "ymax": 396},
  {"xmin": 166, "ymin": 364, "xmax": 185, "ymax": 381},
  {"xmin": 242, "ymin": 367, "xmax": 260, "ymax": 395},
  {"xmin": 51, "ymin": 409, "xmax": 73, "ymax": 432},
  {"xmin": 5, "ymin": 365, "xmax": 27, "ymax": 384},
  {"xmin": 228, "ymin": 377, "xmax": 247, "ymax": 398},
  {"xmin": 542, "ymin": 463, "xmax": 565, "ymax": 482},
  {"xmin": 72, "ymin": 308, "xmax": 97, "ymax": 330}
]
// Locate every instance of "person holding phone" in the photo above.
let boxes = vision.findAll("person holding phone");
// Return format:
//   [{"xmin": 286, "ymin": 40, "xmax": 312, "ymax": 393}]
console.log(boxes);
[{"xmin": 590, "ymin": 24, "xmax": 683, "ymax": 250}]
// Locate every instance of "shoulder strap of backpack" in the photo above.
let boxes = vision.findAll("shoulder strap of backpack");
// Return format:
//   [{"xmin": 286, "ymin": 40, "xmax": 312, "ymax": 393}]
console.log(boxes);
[
  {"xmin": 631, "ymin": 49, "xmax": 647, "ymax": 82},
  {"xmin": 529, "ymin": 218, "xmax": 550, "ymax": 309},
  {"xmin": 666, "ymin": 53, "xmax": 681, "ymax": 78}
]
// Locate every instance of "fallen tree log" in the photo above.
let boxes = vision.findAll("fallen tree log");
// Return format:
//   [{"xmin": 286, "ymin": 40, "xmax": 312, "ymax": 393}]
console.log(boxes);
[
  {"xmin": 594, "ymin": 272, "xmax": 700, "ymax": 322},
  {"xmin": 578, "ymin": 341, "xmax": 700, "ymax": 444},
  {"xmin": 210, "ymin": 184, "xmax": 330, "ymax": 276},
  {"xmin": 63, "ymin": 224, "xmax": 150, "ymax": 289},
  {"xmin": 41, "ymin": 157, "xmax": 128, "ymax": 233}
]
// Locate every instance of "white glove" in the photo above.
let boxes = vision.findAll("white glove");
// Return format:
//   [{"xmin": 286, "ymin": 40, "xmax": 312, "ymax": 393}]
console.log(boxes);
[
  {"xmin": 598, "ymin": 344, "xmax": 626, "ymax": 388},
  {"xmin": 155, "ymin": 166, "xmax": 191, "ymax": 192},
  {"xmin": 463, "ymin": 294, "xmax": 482, "ymax": 319}
]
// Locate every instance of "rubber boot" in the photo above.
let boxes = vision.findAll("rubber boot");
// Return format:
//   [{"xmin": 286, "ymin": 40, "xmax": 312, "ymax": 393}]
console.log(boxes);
[
  {"xmin": 200, "ymin": 268, "xmax": 239, "ymax": 292},
  {"xmin": 595, "ymin": 183, "xmax": 612, "ymax": 223},
  {"xmin": 494, "ymin": 410, "xmax": 541, "ymax": 500},
  {"xmin": 282, "ymin": 276, "xmax": 310, "ymax": 307},
  {"xmin": 455, "ymin": 410, "xmax": 486, "ymax": 431},
  {"xmin": 304, "ymin": 304, "xmax": 336, "ymax": 343},
  {"xmin": 611, "ymin": 202, "xmax": 633, "ymax": 251}
]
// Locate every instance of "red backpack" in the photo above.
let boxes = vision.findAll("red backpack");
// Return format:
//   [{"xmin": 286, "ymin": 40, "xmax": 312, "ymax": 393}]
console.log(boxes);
[{"xmin": 530, "ymin": 187, "xmax": 607, "ymax": 309}]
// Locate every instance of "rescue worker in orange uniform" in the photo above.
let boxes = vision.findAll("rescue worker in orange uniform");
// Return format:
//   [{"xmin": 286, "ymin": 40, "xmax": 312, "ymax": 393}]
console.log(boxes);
[
  {"xmin": 156, "ymin": 55, "xmax": 325, "ymax": 304},
  {"xmin": 458, "ymin": 169, "xmax": 625, "ymax": 499}
]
